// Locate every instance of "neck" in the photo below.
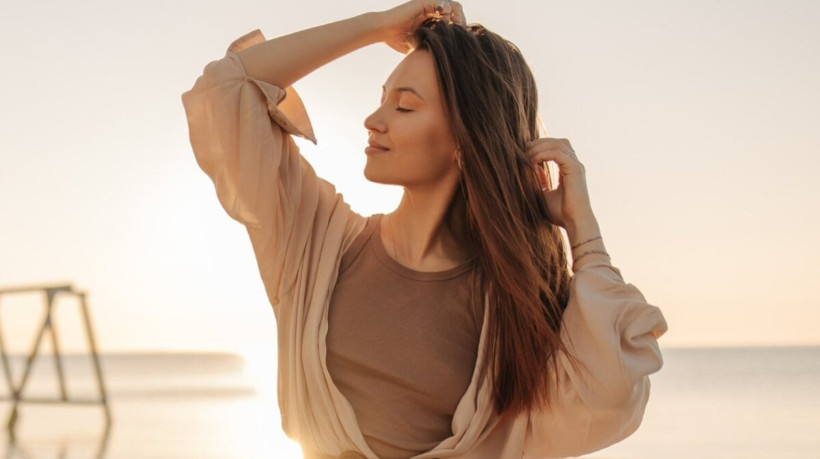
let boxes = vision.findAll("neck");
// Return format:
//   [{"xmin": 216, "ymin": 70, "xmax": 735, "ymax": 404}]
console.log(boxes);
[{"xmin": 382, "ymin": 182, "xmax": 472, "ymax": 272}]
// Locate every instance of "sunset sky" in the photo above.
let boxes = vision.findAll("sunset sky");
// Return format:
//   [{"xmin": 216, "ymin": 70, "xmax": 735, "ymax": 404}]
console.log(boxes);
[{"xmin": 1, "ymin": 0, "xmax": 818, "ymax": 354}]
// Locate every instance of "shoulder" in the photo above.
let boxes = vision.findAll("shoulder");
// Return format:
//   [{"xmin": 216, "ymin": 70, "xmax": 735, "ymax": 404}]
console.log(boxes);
[{"xmin": 339, "ymin": 214, "xmax": 383, "ymax": 274}]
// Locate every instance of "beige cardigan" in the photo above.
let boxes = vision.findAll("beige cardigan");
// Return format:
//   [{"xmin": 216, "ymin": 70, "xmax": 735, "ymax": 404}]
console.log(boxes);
[{"xmin": 182, "ymin": 30, "xmax": 668, "ymax": 459}]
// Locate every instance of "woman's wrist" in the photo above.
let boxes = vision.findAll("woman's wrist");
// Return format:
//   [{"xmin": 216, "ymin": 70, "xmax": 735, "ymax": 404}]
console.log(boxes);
[
  {"xmin": 565, "ymin": 213, "xmax": 611, "ymax": 267},
  {"xmin": 565, "ymin": 212, "xmax": 601, "ymax": 247},
  {"xmin": 360, "ymin": 12, "xmax": 391, "ymax": 45}
]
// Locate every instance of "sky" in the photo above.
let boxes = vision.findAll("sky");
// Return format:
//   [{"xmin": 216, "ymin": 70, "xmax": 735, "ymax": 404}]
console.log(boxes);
[{"xmin": 1, "ymin": 0, "xmax": 818, "ymax": 355}]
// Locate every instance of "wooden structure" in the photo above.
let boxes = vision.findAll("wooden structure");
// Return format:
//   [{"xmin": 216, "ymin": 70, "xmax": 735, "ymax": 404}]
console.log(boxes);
[{"xmin": 0, "ymin": 283, "xmax": 111, "ymax": 441}]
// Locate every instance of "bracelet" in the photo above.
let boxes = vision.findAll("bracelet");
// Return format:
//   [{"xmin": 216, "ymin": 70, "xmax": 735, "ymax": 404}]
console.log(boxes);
[
  {"xmin": 572, "ymin": 249, "xmax": 610, "ymax": 265},
  {"xmin": 570, "ymin": 235, "xmax": 602, "ymax": 250}
]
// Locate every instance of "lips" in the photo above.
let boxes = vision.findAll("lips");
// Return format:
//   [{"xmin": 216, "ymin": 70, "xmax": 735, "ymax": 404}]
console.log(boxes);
[{"xmin": 365, "ymin": 140, "xmax": 390, "ymax": 155}]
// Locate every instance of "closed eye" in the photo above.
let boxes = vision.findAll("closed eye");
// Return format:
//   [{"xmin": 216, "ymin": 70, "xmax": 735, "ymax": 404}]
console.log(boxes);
[{"xmin": 396, "ymin": 107, "xmax": 413, "ymax": 113}]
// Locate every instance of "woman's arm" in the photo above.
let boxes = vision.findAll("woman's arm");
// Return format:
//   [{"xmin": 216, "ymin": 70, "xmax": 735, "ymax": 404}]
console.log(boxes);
[
  {"xmin": 182, "ymin": 1, "xmax": 464, "ymax": 312},
  {"xmin": 236, "ymin": 0, "xmax": 465, "ymax": 88},
  {"xmin": 528, "ymin": 138, "xmax": 611, "ymax": 269},
  {"xmin": 236, "ymin": 13, "xmax": 382, "ymax": 88},
  {"xmin": 524, "ymin": 139, "xmax": 666, "ymax": 456},
  {"xmin": 524, "ymin": 261, "xmax": 667, "ymax": 458}
]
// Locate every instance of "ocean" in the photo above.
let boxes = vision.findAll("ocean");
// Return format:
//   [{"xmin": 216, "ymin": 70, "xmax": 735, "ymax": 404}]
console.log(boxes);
[{"xmin": 1, "ymin": 346, "xmax": 818, "ymax": 458}]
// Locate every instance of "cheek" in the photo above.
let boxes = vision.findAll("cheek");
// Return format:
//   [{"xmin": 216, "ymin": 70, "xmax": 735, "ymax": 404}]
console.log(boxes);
[
  {"xmin": 395, "ymin": 117, "xmax": 455, "ymax": 162},
  {"xmin": 365, "ymin": 114, "xmax": 459, "ymax": 186}
]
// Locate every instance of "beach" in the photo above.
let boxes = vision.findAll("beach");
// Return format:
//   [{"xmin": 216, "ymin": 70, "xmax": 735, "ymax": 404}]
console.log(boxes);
[{"xmin": 2, "ymin": 347, "xmax": 818, "ymax": 458}]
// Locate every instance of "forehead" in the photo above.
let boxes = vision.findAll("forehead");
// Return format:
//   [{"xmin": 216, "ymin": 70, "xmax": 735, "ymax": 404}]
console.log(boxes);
[{"xmin": 384, "ymin": 50, "xmax": 440, "ymax": 98}]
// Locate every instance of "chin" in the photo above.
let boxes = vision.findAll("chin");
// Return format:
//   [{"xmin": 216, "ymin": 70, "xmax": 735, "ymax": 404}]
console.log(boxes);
[{"xmin": 363, "ymin": 164, "xmax": 400, "ymax": 186}]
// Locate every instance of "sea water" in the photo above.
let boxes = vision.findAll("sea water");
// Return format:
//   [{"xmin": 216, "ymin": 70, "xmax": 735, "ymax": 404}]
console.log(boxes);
[
  {"xmin": 1, "ymin": 347, "xmax": 818, "ymax": 458},
  {"xmin": 598, "ymin": 346, "xmax": 820, "ymax": 458}
]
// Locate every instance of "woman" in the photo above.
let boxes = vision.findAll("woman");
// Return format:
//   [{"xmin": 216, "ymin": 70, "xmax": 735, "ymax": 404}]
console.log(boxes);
[{"xmin": 182, "ymin": 1, "xmax": 667, "ymax": 457}]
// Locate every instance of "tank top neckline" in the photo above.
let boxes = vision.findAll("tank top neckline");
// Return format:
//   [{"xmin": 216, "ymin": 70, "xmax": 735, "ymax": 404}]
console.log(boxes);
[{"xmin": 369, "ymin": 214, "xmax": 477, "ymax": 282}]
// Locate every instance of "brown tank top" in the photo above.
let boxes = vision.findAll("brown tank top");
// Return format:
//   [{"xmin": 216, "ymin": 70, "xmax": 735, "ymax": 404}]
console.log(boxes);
[{"xmin": 326, "ymin": 215, "xmax": 483, "ymax": 458}]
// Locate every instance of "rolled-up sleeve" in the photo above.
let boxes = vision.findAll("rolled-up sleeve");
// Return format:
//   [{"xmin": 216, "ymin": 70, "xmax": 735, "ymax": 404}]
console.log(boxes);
[
  {"xmin": 524, "ymin": 260, "xmax": 667, "ymax": 458},
  {"xmin": 181, "ymin": 30, "xmax": 360, "ymax": 312}
]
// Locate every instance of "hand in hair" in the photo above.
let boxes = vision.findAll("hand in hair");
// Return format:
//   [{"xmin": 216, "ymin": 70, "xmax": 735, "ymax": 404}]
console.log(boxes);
[
  {"xmin": 378, "ymin": 0, "xmax": 466, "ymax": 53},
  {"xmin": 528, "ymin": 138, "xmax": 601, "ymax": 241}
]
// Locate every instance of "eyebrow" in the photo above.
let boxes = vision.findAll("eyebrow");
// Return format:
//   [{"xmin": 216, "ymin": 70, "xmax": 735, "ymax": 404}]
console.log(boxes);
[{"xmin": 381, "ymin": 85, "xmax": 426, "ymax": 102}]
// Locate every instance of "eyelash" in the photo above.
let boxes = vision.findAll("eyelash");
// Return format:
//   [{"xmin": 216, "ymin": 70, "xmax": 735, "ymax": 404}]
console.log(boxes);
[{"xmin": 379, "ymin": 93, "xmax": 412, "ymax": 112}]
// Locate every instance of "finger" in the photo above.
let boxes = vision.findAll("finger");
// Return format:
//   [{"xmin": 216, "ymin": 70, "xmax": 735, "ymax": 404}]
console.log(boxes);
[
  {"xmin": 528, "ymin": 141, "xmax": 578, "ymax": 165},
  {"xmin": 434, "ymin": 0, "xmax": 451, "ymax": 14},
  {"xmin": 528, "ymin": 138, "xmax": 576, "ymax": 161},
  {"xmin": 450, "ymin": 2, "xmax": 467, "ymax": 25},
  {"xmin": 433, "ymin": 0, "xmax": 465, "ymax": 25},
  {"xmin": 528, "ymin": 147, "xmax": 585, "ymax": 181},
  {"xmin": 528, "ymin": 141, "xmax": 580, "ymax": 174},
  {"xmin": 420, "ymin": 1, "xmax": 447, "ymax": 21},
  {"xmin": 535, "ymin": 161, "xmax": 550, "ymax": 190},
  {"xmin": 528, "ymin": 137, "xmax": 574, "ymax": 152}
]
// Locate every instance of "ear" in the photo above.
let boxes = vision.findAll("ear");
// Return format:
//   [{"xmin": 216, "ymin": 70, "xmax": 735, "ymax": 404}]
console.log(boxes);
[{"xmin": 454, "ymin": 148, "xmax": 463, "ymax": 170}]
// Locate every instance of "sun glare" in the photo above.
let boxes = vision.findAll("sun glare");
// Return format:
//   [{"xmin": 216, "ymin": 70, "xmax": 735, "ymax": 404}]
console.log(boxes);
[
  {"xmin": 239, "ymin": 344, "xmax": 304, "ymax": 458},
  {"xmin": 240, "ymin": 343, "xmax": 279, "ymax": 400},
  {"xmin": 275, "ymin": 438, "xmax": 305, "ymax": 459}
]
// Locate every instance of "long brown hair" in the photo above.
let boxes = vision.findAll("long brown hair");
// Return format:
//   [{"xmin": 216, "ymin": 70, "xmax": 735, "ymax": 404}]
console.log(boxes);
[{"xmin": 414, "ymin": 20, "xmax": 573, "ymax": 414}]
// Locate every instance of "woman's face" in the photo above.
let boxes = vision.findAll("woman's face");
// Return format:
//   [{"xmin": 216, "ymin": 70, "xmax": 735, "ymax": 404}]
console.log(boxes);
[{"xmin": 363, "ymin": 50, "xmax": 459, "ymax": 190}]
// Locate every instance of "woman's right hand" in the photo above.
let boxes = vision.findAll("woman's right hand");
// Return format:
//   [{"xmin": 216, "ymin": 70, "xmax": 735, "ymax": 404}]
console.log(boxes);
[{"xmin": 376, "ymin": 0, "xmax": 466, "ymax": 53}]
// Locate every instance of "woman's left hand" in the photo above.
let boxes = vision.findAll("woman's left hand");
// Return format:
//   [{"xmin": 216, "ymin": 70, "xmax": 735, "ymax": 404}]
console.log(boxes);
[
  {"xmin": 378, "ymin": 0, "xmax": 467, "ymax": 53},
  {"xmin": 528, "ymin": 138, "xmax": 599, "ymax": 237}
]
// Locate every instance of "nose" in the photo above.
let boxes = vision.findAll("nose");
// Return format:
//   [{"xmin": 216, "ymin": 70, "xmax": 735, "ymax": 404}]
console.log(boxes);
[{"xmin": 364, "ymin": 105, "xmax": 386, "ymax": 135}]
